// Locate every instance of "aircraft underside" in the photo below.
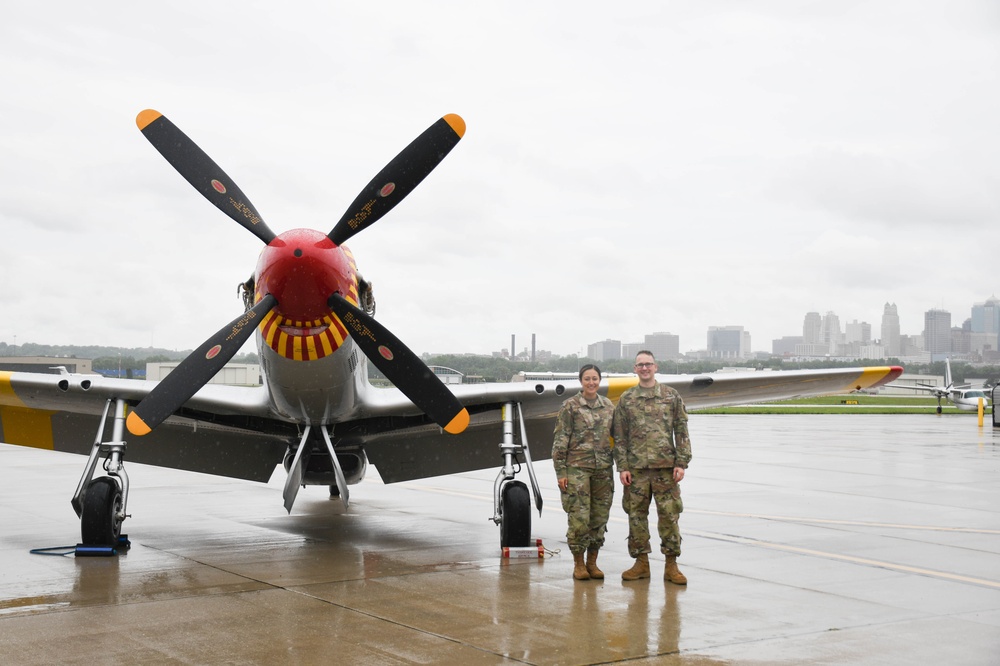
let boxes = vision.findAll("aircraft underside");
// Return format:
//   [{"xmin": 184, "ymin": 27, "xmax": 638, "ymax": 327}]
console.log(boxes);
[{"xmin": 70, "ymin": 381, "xmax": 545, "ymax": 554}]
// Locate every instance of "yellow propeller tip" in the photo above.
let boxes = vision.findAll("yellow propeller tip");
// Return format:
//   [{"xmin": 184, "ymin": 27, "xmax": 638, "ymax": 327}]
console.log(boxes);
[
  {"xmin": 136, "ymin": 109, "xmax": 162, "ymax": 130},
  {"xmin": 126, "ymin": 411, "xmax": 152, "ymax": 436},
  {"xmin": 444, "ymin": 408, "xmax": 470, "ymax": 435},
  {"xmin": 443, "ymin": 114, "xmax": 466, "ymax": 138}
]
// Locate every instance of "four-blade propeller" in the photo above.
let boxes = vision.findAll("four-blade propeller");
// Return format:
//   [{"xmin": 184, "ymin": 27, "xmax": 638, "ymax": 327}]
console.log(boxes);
[{"xmin": 128, "ymin": 110, "xmax": 469, "ymax": 437}]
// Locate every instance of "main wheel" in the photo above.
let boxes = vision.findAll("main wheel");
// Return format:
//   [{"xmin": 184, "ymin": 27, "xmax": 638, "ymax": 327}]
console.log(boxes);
[
  {"xmin": 81, "ymin": 477, "xmax": 122, "ymax": 546},
  {"xmin": 500, "ymin": 481, "xmax": 531, "ymax": 548}
]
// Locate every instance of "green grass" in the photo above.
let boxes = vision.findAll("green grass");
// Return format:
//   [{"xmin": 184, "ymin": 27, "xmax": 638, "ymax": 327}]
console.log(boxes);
[{"xmin": 696, "ymin": 394, "xmax": 991, "ymax": 415}]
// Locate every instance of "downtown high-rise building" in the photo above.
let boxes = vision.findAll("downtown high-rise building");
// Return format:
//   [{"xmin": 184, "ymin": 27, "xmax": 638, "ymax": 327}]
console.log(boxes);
[
  {"xmin": 820, "ymin": 312, "xmax": 842, "ymax": 354},
  {"xmin": 924, "ymin": 308, "xmax": 951, "ymax": 360},
  {"xmin": 881, "ymin": 303, "xmax": 901, "ymax": 357},
  {"xmin": 707, "ymin": 326, "xmax": 750, "ymax": 359},
  {"xmin": 845, "ymin": 320, "xmax": 871, "ymax": 344},
  {"xmin": 642, "ymin": 332, "xmax": 679, "ymax": 360},
  {"xmin": 971, "ymin": 297, "xmax": 1000, "ymax": 334},
  {"xmin": 803, "ymin": 312, "xmax": 822, "ymax": 345},
  {"xmin": 587, "ymin": 339, "xmax": 622, "ymax": 362},
  {"xmin": 969, "ymin": 296, "xmax": 1000, "ymax": 356}
]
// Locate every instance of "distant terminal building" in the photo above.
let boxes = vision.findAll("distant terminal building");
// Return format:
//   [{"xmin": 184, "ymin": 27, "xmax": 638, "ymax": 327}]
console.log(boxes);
[
  {"xmin": 428, "ymin": 366, "xmax": 464, "ymax": 385},
  {"xmin": 147, "ymin": 362, "xmax": 261, "ymax": 386},
  {"xmin": 0, "ymin": 357, "xmax": 94, "ymax": 374}
]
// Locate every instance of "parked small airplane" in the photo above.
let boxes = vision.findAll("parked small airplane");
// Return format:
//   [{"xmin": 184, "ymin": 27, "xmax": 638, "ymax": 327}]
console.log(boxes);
[
  {"xmin": 0, "ymin": 110, "xmax": 903, "ymax": 550},
  {"xmin": 886, "ymin": 358, "xmax": 990, "ymax": 413}
]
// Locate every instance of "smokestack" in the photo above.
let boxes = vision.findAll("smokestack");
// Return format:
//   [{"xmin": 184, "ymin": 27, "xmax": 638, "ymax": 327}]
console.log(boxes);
[
  {"xmin": 531, "ymin": 333, "xmax": 536, "ymax": 362},
  {"xmin": 511, "ymin": 334, "xmax": 515, "ymax": 359}
]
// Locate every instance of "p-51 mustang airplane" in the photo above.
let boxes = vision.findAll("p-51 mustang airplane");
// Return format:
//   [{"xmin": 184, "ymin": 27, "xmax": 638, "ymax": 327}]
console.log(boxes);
[
  {"xmin": 885, "ymin": 357, "xmax": 990, "ymax": 414},
  {"xmin": 0, "ymin": 110, "xmax": 903, "ymax": 551}
]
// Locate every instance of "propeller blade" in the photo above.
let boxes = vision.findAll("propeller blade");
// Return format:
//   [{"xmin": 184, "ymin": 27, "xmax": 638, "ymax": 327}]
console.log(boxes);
[
  {"xmin": 136, "ymin": 109, "xmax": 277, "ymax": 244},
  {"xmin": 327, "ymin": 294, "xmax": 469, "ymax": 434},
  {"xmin": 328, "ymin": 114, "xmax": 465, "ymax": 246},
  {"xmin": 127, "ymin": 294, "xmax": 277, "ymax": 436}
]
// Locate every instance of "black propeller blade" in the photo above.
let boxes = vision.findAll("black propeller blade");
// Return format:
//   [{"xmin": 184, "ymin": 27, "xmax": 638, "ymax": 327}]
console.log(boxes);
[
  {"xmin": 136, "ymin": 109, "xmax": 278, "ymax": 245},
  {"xmin": 328, "ymin": 114, "xmax": 465, "ymax": 246},
  {"xmin": 327, "ymin": 294, "xmax": 470, "ymax": 434},
  {"xmin": 127, "ymin": 294, "xmax": 277, "ymax": 436}
]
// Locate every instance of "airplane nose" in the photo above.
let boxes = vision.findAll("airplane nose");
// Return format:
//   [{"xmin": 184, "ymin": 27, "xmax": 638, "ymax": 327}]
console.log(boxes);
[{"xmin": 256, "ymin": 229, "xmax": 355, "ymax": 321}]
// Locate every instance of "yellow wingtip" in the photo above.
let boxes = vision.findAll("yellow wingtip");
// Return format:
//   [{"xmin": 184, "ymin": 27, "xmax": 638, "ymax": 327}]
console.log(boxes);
[
  {"xmin": 443, "ymin": 114, "xmax": 466, "ymax": 138},
  {"xmin": 126, "ymin": 411, "xmax": 152, "ymax": 436},
  {"xmin": 136, "ymin": 109, "xmax": 162, "ymax": 130},
  {"xmin": 853, "ymin": 366, "xmax": 894, "ymax": 391},
  {"xmin": 444, "ymin": 408, "xmax": 470, "ymax": 435}
]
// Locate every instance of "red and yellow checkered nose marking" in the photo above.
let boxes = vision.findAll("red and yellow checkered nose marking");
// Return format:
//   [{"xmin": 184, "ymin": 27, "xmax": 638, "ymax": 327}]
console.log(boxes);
[
  {"xmin": 259, "ymin": 310, "xmax": 352, "ymax": 361},
  {"xmin": 254, "ymin": 236, "xmax": 362, "ymax": 361}
]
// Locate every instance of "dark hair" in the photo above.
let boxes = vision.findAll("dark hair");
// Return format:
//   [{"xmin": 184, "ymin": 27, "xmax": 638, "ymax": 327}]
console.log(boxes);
[
  {"xmin": 635, "ymin": 350, "xmax": 656, "ymax": 361},
  {"xmin": 578, "ymin": 364, "xmax": 602, "ymax": 381}
]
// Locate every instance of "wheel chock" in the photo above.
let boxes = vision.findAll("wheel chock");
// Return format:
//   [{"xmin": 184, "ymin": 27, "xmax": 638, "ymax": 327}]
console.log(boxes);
[
  {"xmin": 74, "ymin": 545, "xmax": 117, "ymax": 557},
  {"xmin": 74, "ymin": 534, "xmax": 131, "ymax": 557},
  {"xmin": 502, "ymin": 538, "xmax": 545, "ymax": 558}
]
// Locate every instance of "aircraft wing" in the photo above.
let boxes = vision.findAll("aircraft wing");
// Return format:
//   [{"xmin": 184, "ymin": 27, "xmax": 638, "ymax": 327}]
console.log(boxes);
[
  {"xmin": 667, "ymin": 366, "xmax": 904, "ymax": 409},
  {"xmin": 361, "ymin": 365, "xmax": 903, "ymax": 482},
  {"xmin": 0, "ymin": 370, "xmax": 288, "ymax": 481},
  {"xmin": 2, "ymin": 365, "xmax": 901, "ymax": 484}
]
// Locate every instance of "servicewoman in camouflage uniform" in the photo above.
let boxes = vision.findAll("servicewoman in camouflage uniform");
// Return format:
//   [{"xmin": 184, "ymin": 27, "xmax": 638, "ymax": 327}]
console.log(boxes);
[
  {"xmin": 552, "ymin": 364, "xmax": 615, "ymax": 580},
  {"xmin": 613, "ymin": 350, "xmax": 692, "ymax": 584}
]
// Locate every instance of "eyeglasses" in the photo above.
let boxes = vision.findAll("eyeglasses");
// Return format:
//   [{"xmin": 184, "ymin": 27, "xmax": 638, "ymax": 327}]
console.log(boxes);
[{"xmin": 634, "ymin": 363, "xmax": 655, "ymax": 369}]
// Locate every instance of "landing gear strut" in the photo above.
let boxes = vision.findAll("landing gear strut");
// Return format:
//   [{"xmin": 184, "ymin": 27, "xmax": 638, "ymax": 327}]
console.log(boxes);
[
  {"xmin": 492, "ymin": 402, "xmax": 543, "ymax": 548},
  {"xmin": 72, "ymin": 398, "xmax": 130, "ymax": 547}
]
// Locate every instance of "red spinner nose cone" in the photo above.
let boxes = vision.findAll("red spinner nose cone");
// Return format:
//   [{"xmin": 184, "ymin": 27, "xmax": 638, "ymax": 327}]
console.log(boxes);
[{"xmin": 256, "ymin": 229, "xmax": 354, "ymax": 321}]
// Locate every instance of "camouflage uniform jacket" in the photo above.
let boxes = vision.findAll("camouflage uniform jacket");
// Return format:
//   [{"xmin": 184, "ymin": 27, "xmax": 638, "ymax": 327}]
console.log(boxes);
[
  {"xmin": 551, "ymin": 393, "xmax": 615, "ymax": 478},
  {"xmin": 612, "ymin": 382, "xmax": 692, "ymax": 472}
]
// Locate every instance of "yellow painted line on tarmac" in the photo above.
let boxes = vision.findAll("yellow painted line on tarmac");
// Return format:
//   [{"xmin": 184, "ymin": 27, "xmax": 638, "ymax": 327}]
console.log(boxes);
[
  {"xmin": 688, "ymin": 528, "xmax": 1000, "ymax": 590},
  {"xmin": 403, "ymin": 485, "xmax": 492, "ymax": 502},
  {"xmin": 690, "ymin": 509, "xmax": 1000, "ymax": 534}
]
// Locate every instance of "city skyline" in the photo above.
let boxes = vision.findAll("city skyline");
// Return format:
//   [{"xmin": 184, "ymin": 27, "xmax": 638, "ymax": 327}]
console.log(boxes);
[{"xmin": 575, "ymin": 296, "xmax": 1000, "ymax": 362}]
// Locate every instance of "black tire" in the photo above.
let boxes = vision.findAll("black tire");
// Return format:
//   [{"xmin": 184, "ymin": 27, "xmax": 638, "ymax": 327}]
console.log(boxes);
[
  {"xmin": 500, "ymin": 481, "xmax": 531, "ymax": 548},
  {"xmin": 81, "ymin": 477, "xmax": 122, "ymax": 546}
]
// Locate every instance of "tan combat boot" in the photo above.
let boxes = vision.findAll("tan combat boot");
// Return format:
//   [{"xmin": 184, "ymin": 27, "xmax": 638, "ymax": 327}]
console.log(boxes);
[
  {"xmin": 573, "ymin": 551, "xmax": 591, "ymax": 580},
  {"xmin": 585, "ymin": 548, "xmax": 604, "ymax": 579},
  {"xmin": 621, "ymin": 553, "xmax": 650, "ymax": 581},
  {"xmin": 664, "ymin": 555, "xmax": 687, "ymax": 585}
]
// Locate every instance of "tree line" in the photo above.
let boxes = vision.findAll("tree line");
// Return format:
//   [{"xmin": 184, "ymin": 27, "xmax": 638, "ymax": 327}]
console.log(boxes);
[{"xmin": 0, "ymin": 342, "xmax": 259, "ymax": 379}]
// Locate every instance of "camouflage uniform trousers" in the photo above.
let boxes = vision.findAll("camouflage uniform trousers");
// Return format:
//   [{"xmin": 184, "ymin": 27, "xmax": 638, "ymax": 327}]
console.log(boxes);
[
  {"xmin": 621, "ymin": 467, "xmax": 684, "ymax": 558},
  {"xmin": 560, "ymin": 466, "xmax": 614, "ymax": 555}
]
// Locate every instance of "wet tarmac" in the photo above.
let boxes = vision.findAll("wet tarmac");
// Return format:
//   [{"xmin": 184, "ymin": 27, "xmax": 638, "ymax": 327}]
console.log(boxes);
[{"xmin": 1, "ymin": 414, "xmax": 998, "ymax": 664}]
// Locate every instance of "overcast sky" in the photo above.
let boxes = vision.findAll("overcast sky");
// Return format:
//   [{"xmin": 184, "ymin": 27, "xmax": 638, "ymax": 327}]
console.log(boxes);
[{"xmin": 2, "ymin": 2, "xmax": 999, "ymax": 358}]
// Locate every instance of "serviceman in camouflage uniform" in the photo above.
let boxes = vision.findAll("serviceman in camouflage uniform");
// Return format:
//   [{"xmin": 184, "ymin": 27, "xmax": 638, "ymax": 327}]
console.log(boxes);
[
  {"xmin": 613, "ymin": 350, "xmax": 692, "ymax": 584},
  {"xmin": 552, "ymin": 364, "xmax": 615, "ymax": 580}
]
